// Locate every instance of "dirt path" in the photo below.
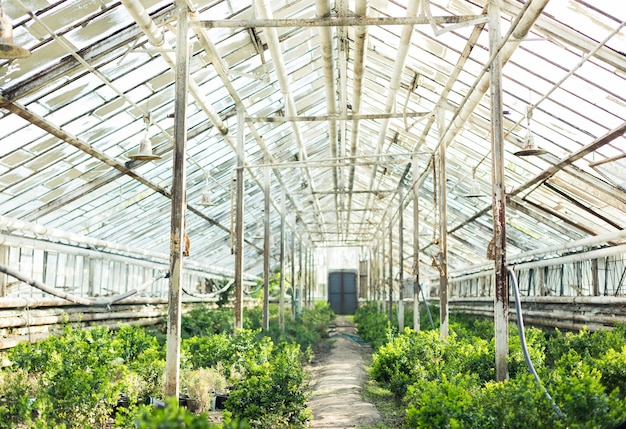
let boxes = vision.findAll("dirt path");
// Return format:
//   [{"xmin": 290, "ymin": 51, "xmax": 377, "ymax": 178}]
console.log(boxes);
[{"xmin": 307, "ymin": 316, "xmax": 381, "ymax": 428}]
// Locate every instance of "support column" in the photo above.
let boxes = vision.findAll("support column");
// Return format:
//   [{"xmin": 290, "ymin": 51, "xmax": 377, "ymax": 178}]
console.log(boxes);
[
  {"xmin": 388, "ymin": 219, "xmax": 393, "ymax": 322},
  {"xmin": 398, "ymin": 184, "xmax": 405, "ymax": 331},
  {"xmin": 437, "ymin": 108, "xmax": 449, "ymax": 339},
  {"xmin": 379, "ymin": 242, "xmax": 383, "ymax": 310},
  {"xmin": 234, "ymin": 108, "xmax": 245, "ymax": 332},
  {"xmin": 262, "ymin": 164, "xmax": 271, "ymax": 331},
  {"xmin": 490, "ymin": 0, "xmax": 509, "ymax": 381},
  {"xmin": 165, "ymin": 0, "xmax": 190, "ymax": 399},
  {"xmin": 0, "ymin": 245, "xmax": 8, "ymax": 297},
  {"xmin": 412, "ymin": 156, "xmax": 421, "ymax": 331},
  {"xmin": 290, "ymin": 220, "xmax": 296, "ymax": 321},
  {"xmin": 279, "ymin": 189, "xmax": 286, "ymax": 330},
  {"xmin": 298, "ymin": 235, "xmax": 303, "ymax": 313}
]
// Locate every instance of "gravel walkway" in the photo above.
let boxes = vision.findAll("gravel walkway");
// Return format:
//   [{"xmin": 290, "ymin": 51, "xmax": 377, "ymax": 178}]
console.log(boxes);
[{"xmin": 307, "ymin": 316, "xmax": 381, "ymax": 428}]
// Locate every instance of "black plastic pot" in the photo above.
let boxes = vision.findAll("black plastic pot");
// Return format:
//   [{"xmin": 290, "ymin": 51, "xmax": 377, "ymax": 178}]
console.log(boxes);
[{"xmin": 214, "ymin": 393, "xmax": 229, "ymax": 410}]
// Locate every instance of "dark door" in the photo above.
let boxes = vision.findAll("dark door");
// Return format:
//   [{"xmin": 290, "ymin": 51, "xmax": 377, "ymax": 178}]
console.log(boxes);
[{"xmin": 328, "ymin": 270, "xmax": 358, "ymax": 314}]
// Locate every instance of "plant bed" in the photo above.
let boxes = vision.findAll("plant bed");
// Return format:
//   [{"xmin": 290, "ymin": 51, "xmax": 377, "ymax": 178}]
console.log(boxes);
[
  {"xmin": 0, "ymin": 301, "xmax": 334, "ymax": 428},
  {"xmin": 359, "ymin": 308, "xmax": 626, "ymax": 428}
]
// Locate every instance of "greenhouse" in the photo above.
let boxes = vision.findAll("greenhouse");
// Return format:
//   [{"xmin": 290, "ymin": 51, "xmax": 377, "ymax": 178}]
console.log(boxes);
[{"xmin": 1, "ymin": 0, "xmax": 625, "ymax": 427}]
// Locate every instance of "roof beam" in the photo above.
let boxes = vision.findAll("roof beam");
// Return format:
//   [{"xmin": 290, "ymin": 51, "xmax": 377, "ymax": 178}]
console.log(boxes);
[{"xmin": 190, "ymin": 15, "xmax": 487, "ymax": 29}]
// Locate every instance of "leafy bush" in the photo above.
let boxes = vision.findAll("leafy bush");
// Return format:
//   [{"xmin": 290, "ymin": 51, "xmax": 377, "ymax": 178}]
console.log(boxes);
[
  {"xmin": 182, "ymin": 329, "xmax": 270, "ymax": 374},
  {"xmin": 594, "ymin": 345, "xmax": 626, "ymax": 399},
  {"xmin": 405, "ymin": 373, "xmax": 483, "ymax": 428},
  {"xmin": 370, "ymin": 328, "xmax": 447, "ymax": 399},
  {"xmin": 182, "ymin": 306, "xmax": 234, "ymax": 338},
  {"xmin": 7, "ymin": 325, "xmax": 123, "ymax": 428},
  {"xmin": 2, "ymin": 324, "xmax": 167, "ymax": 428},
  {"xmin": 134, "ymin": 396, "xmax": 248, "ymax": 428},
  {"xmin": 0, "ymin": 368, "xmax": 38, "ymax": 428},
  {"xmin": 363, "ymin": 304, "xmax": 626, "ymax": 428},
  {"xmin": 0, "ymin": 301, "xmax": 334, "ymax": 428},
  {"xmin": 225, "ymin": 342, "xmax": 311, "ymax": 428},
  {"xmin": 354, "ymin": 303, "xmax": 397, "ymax": 350}
]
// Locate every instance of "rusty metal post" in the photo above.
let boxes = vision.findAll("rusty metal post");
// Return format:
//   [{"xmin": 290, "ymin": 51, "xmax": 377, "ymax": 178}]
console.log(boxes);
[
  {"xmin": 437, "ymin": 107, "xmax": 449, "ymax": 339},
  {"xmin": 398, "ymin": 183, "xmax": 405, "ymax": 331},
  {"xmin": 490, "ymin": 0, "xmax": 509, "ymax": 381},
  {"xmin": 412, "ymin": 156, "xmax": 421, "ymax": 331},
  {"xmin": 262, "ymin": 166, "xmax": 270, "ymax": 330},
  {"xmin": 165, "ymin": 0, "xmax": 189, "ymax": 399},
  {"xmin": 233, "ymin": 108, "xmax": 244, "ymax": 333}
]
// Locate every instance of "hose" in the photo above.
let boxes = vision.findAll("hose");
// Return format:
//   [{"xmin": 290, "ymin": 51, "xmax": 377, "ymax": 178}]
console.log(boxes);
[{"xmin": 509, "ymin": 266, "xmax": 565, "ymax": 419}]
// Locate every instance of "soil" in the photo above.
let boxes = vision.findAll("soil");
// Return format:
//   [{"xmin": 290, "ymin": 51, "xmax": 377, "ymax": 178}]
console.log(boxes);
[{"xmin": 306, "ymin": 316, "xmax": 381, "ymax": 428}]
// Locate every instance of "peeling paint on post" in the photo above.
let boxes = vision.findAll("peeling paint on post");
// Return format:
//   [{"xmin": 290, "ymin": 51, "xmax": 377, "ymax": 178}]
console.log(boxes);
[
  {"xmin": 165, "ymin": 0, "xmax": 190, "ymax": 399},
  {"xmin": 490, "ymin": 0, "xmax": 509, "ymax": 382}
]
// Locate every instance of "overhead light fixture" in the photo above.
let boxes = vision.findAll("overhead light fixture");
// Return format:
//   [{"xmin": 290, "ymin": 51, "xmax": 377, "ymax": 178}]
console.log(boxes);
[
  {"xmin": 129, "ymin": 114, "xmax": 161, "ymax": 161},
  {"xmin": 199, "ymin": 188, "xmax": 214, "ymax": 206},
  {"xmin": 199, "ymin": 175, "xmax": 215, "ymax": 206},
  {"xmin": 465, "ymin": 167, "xmax": 487, "ymax": 198},
  {"xmin": 514, "ymin": 105, "xmax": 547, "ymax": 157},
  {"xmin": 0, "ymin": 2, "xmax": 30, "ymax": 59},
  {"xmin": 253, "ymin": 219, "xmax": 264, "ymax": 239}
]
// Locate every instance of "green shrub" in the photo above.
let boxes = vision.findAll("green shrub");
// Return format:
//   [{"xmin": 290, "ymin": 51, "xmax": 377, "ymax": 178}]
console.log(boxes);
[
  {"xmin": 134, "ymin": 396, "xmax": 248, "ymax": 428},
  {"xmin": 225, "ymin": 342, "xmax": 311, "ymax": 428},
  {"xmin": 0, "ymin": 368, "xmax": 38, "ymax": 428},
  {"xmin": 182, "ymin": 306, "xmax": 234, "ymax": 338},
  {"xmin": 595, "ymin": 345, "xmax": 626, "ymax": 399},
  {"xmin": 182, "ymin": 329, "xmax": 268, "ymax": 373},
  {"xmin": 370, "ymin": 328, "xmax": 447, "ymax": 399},
  {"xmin": 405, "ymin": 373, "xmax": 482, "ymax": 428},
  {"xmin": 7, "ymin": 325, "xmax": 123, "ymax": 428},
  {"xmin": 477, "ymin": 375, "xmax": 562, "ymax": 429},
  {"xmin": 546, "ymin": 350, "xmax": 626, "ymax": 428},
  {"xmin": 444, "ymin": 335, "xmax": 495, "ymax": 382},
  {"xmin": 354, "ymin": 303, "xmax": 396, "ymax": 350}
]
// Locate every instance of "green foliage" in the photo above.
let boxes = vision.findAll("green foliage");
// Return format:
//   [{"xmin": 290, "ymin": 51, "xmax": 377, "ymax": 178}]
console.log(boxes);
[
  {"xmin": 134, "ymin": 396, "xmax": 248, "ymax": 428},
  {"xmin": 595, "ymin": 345, "xmax": 626, "ymax": 399},
  {"xmin": 182, "ymin": 306, "xmax": 234, "ymax": 339},
  {"xmin": 3, "ymin": 324, "xmax": 165, "ymax": 428},
  {"xmin": 0, "ymin": 368, "xmax": 37, "ymax": 428},
  {"xmin": 474, "ymin": 375, "xmax": 561, "ymax": 429},
  {"xmin": 264, "ymin": 301, "xmax": 334, "ymax": 353},
  {"xmin": 6, "ymin": 325, "xmax": 121, "ymax": 428},
  {"xmin": 182, "ymin": 329, "xmax": 269, "ymax": 373},
  {"xmin": 370, "ymin": 328, "xmax": 447, "ymax": 399},
  {"xmin": 405, "ymin": 373, "xmax": 482, "ymax": 429},
  {"xmin": 354, "ymin": 303, "xmax": 397, "ymax": 350},
  {"xmin": 543, "ymin": 325, "xmax": 626, "ymax": 368},
  {"xmin": 362, "ymin": 305, "xmax": 626, "ymax": 428},
  {"xmin": 0, "ymin": 301, "xmax": 333, "ymax": 429},
  {"xmin": 225, "ymin": 342, "xmax": 311, "ymax": 429}
]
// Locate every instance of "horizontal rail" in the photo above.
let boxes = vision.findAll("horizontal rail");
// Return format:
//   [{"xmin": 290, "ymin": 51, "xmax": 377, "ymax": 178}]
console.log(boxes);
[
  {"xmin": 191, "ymin": 15, "xmax": 487, "ymax": 29},
  {"xmin": 446, "ymin": 296, "xmax": 626, "ymax": 332}
]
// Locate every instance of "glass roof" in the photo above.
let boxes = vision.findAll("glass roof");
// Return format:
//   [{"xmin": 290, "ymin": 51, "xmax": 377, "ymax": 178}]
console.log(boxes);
[{"xmin": 1, "ymin": 0, "xmax": 625, "ymax": 279}]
